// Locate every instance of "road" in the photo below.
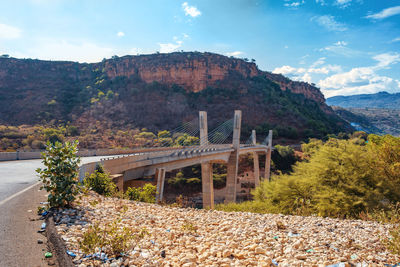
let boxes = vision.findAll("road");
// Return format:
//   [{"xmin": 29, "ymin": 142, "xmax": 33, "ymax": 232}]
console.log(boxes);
[
  {"xmin": 0, "ymin": 156, "xmax": 106, "ymax": 267},
  {"xmin": 0, "ymin": 156, "xmax": 106, "ymax": 204}
]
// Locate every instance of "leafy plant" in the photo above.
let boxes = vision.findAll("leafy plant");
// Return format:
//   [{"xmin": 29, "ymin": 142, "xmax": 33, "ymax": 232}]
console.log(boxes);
[
  {"xmin": 83, "ymin": 165, "xmax": 116, "ymax": 196},
  {"xmin": 125, "ymin": 183, "xmax": 156, "ymax": 203},
  {"xmin": 79, "ymin": 219, "xmax": 148, "ymax": 256},
  {"xmin": 36, "ymin": 141, "xmax": 80, "ymax": 208}
]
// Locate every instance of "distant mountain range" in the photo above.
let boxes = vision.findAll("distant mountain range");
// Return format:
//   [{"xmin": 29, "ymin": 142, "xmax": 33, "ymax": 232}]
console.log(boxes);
[
  {"xmin": 327, "ymin": 92, "xmax": 400, "ymax": 136},
  {"xmin": 327, "ymin": 91, "xmax": 400, "ymax": 109}
]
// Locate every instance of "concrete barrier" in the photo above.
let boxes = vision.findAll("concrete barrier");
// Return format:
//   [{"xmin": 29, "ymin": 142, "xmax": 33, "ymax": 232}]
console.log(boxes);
[{"xmin": 0, "ymin": 148, "xmax": 142, "ymax": 162}]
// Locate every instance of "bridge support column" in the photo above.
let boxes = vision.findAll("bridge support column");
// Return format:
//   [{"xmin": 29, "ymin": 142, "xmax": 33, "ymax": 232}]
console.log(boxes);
[
  {"xmin": 155, "ymin": 168, "xmax": 166, "ymax": 203},
  {"xmin": 251, "ymin": 130, "xmax": 260, "ymax": 187},
  {"xmin": 201, "ymin": 162, "xmax": 214, "ymax": 209},
  {"xmin": 225, "ymin": 110, "xmax": 242, "ymax": 203},
  {"xmin": 264, "ymin": 130, "xmax": 273, "ymax": 182},
  {"xmin": 199, "ymin": 111, "xmax": 214, "ymax": 209}
]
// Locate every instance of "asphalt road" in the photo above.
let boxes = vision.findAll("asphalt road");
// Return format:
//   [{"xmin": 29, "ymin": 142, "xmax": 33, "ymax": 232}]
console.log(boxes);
[
  {"xmin": 0, "ymin": 156, "xmax": 107, "ymax": 203},
  {"xmin": 0, "ymin": 156, "xmax": 107, "ymax": 266}
]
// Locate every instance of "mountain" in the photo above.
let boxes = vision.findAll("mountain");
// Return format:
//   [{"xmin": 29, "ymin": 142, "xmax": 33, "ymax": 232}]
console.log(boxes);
[
  {"xmin": 332, "ymin": 107, "xmax": 400, "ymax": 137},
  {"xmin": 0, "ymin": 52, "xmax": 350, "ymax": 140},
  {"xmin": 327, "ymin": 91, "xmax": 400, "ymax": 109}
]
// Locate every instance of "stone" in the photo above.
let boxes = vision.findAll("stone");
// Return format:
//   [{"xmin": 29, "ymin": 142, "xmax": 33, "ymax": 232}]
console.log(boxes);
[
  {"xmin": 296, "ymin": 254, "xmax": 307, "ymax": 260},
  {"xmin": 255, "ymin": 247, "xmax": 265, "ymax": 255}
]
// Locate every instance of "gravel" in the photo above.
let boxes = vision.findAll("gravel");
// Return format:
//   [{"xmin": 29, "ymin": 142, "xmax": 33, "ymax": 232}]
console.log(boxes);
[{"xmin": 55, "ymin": 192, "xmax": 400, "ymax": 266}]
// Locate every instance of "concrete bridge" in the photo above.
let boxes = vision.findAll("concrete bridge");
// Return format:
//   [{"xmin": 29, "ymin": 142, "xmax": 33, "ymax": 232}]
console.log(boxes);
[{"xmin": 80, "ymin": 110, "xmax": 273, "ymax": 209}]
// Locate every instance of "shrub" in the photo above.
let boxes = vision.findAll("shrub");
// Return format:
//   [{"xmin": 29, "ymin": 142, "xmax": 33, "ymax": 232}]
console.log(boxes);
[
  {"xmin": 272, "ymin": 145, "xmax": 298, "ymax": 173},
  {"xmin": 36, "ymin": 141, "xmax": 80, "ymax": 208},
  {"xmin": 83, "ymin": 165, "xmax": 116, "ymax": 196},
  {"xmin": 79, "ymin": 219, "xmax": 148, "ymax": 256},
  {"xmin": 125, "ymin": 183, "xmax": 156, "ymax": 203},
  {"xmin": 252, "ymin": 136, "xmax": 400, "ymax": 218}
]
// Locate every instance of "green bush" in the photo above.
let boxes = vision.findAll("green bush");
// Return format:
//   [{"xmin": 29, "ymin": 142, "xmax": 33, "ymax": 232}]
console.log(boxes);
[
  {"xmin": 83, "ymin": 165, "xmax": 116, "ymax": 196},
  {"xmin": 219, "ymin": 135, "xmax": 400, "ymax": 219},
  {"xmin": 125, "ymin": 183, "xmax": 156, "ymax": 203},
  {"xmin": 36, "ymin": 141, "xmax": 80, "ymax": 208},
  {"xmin": 272, "ymin": 145, "xmax": 298, "ymax": 173},
  {"xmin": 79, "ymin": 219, "xmax": 147, "ymax": 256}
]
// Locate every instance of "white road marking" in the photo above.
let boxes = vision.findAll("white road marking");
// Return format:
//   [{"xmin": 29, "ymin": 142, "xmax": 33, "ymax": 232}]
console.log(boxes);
[{"xmin": 0, "ymin": 182, "xmax": 41, "ymax": 206}]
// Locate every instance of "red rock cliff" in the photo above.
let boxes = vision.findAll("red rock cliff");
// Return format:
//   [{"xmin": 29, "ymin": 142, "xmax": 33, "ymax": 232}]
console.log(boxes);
[{"xmin": 99, "ymin": 52, "xmax": 326, "ymax": 104}]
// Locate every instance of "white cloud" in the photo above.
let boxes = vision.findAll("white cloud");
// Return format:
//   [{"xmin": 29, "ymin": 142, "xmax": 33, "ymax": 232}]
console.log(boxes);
[
  {"xmin": 319, "ymin": 41, "xmax": 361, "ymax": 57},
  {"xmin": 310, "ymin": 57, "xmax": 326, "ymax": 67},
  {"xmin": 182, "ymin": 2, "xmax": 201, "ymax": 18},
  {"xmin": 117, "ymin": 31, "xmax": 125, "ymax": 37},
  {"xmin": 0, "ymin": 23, "xmax": 21, "ymax": 39},
  {"xmin": 183, "ymin": 33, "xmax": 190, "ymax": 38},
  {"xmin": 391, "ymin": 37, "xmax": 400, "ymax": 43},
  {"xmin": 315, "ymin": 0, "xmax": 326, "ymax": 6},
  {"xmin": 284, "ymin": 1, "xmax": 305, "ymax": 8},
  {"xmin": 158, "ymin": 42, "xmax": 182, "ymax": 53},
  {"xmin": 284, "ymin": 45, "xmax": 289, "ymax": 49},
  {"xmin": 373, "ymin": 52, "xmax": 400, "ymax": 68},
  {"xmin": 22, "ymin": 40, "xmax": 114, "ymax": 63},
  {"xmin": 226, "ymin": 51, "xmax": 243, "ymax": 57},
  {"xmin": 273, "ymin": 65, "xmax": 301, "ymax": 75},
  {"xmin": 272, "ymin": 63, "xmax": 342, "ymax": 84},
  {"xmin": 311, "ymin": 15, "xmax": 347, "ymax": 32},
  {"xmin": 319, "ymin": 52, "xmax": 400, "ymax": 97},
  {"xmin": 366, "ymin": 6, "xmax": 400, "ymax": 20},
  {"xmin": 335, "ymin": 0, "xmax": 352, "ymax": 8},
  {"xmin": 320, "ymin": 70, "xmax": 400, "ymax": 97}
]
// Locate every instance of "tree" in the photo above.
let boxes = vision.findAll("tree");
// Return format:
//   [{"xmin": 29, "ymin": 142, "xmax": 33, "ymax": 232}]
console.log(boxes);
[{"xmin": 36, "ymin": 141, "xmax": 80, "ymax": 208}]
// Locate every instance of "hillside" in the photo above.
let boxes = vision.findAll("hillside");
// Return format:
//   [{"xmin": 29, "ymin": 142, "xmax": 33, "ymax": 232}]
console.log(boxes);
[
  {"xmin": 0, "ymin": 52, "xmax": 349, "ymax": 140},
  {"xmin": 332, "ymin": 107, "xmax": 400, "ymax": 136},
  {"xmin": 327, "ymin": 91, "xmax": 400, "ymax": 109}
]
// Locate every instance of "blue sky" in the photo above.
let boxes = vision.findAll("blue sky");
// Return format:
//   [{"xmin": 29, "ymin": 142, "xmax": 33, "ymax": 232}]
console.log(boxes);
[{"xmin": 0, "ymin": 0, "xmax": 400, "ymax": 97}]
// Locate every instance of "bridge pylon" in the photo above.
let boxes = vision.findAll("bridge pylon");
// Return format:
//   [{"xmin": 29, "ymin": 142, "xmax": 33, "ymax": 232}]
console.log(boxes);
[
  {"xmin": 199, "ymin": 111, "xmax": 214, "ymax": 209},
  {"xmin": 224, "ymin": 110, "xmax": 242, "ymax": 203},
  {"xmin": 264, "ymin": 130, "xmax": 273, "ymax": 182},
  {"xmin": 251, "ymin": 130, "xmax": 260, "ymax": 187}
]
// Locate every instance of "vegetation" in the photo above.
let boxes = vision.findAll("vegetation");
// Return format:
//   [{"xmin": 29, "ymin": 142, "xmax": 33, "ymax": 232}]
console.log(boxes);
[
  {"xmin": 217, "ymin": 134, "xmax": 400, "ymax": 219},
  {"xmin": 79, "ymin": 219, "xmax": 148, "ymax": 256},
  {"xmin": 125, "ymin": 183, "xmax": 156, "ymax": 203},
  {"xmin": 36, "ymin": 141, "xmax": 80, "ymax": 208},
  {"xmin": 83, "ymin": 165, "xmax": 116, "ymax": 196}
]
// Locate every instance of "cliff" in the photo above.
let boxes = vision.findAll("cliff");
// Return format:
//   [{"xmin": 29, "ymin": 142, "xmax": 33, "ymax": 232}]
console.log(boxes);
[
  {"xmin": 0, "ymin": 52, "xmax": 348, "ymax": 139},
  {"xmin": 99, "ymin": 52, "xmax": 326, "ymax": 104}
]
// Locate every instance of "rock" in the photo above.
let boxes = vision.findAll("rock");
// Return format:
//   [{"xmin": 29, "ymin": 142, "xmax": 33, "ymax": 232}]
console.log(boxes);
[
  {"xmin": 296, "ymin": 254, "xmax": 307, "ymax": 260},
  {"xmin": 181, "ymin": 254, "xmax": 196, "ymax": 263},
  {"xmin": 110, "ymin": 262, "xmax": 119, "ymax": 267},
  {"xmin": 37, "ymin": 239, "xmax": 43, "ymax": 244},
  {"xmin": 222, "ymin": 249, "xmax": 231, "ymax": 257},
  {"xmin": 255, "ymin": 246, "xmax": 265, "ymax": 255}
]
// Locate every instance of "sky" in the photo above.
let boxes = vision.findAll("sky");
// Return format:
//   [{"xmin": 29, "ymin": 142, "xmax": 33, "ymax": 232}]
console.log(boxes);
[{"xmin": 1, "ymin": 0, "xmax": 400, "ymax": 97}]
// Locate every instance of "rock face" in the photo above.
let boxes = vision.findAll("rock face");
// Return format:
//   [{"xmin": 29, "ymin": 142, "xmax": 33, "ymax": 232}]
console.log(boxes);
[
  {"xmin": 101, "ymin": 52, "xmax": 326, "ymax": 104},
  {"xmin": 101, "ymin": 52, "xmax": 259, "ymax": 93}
]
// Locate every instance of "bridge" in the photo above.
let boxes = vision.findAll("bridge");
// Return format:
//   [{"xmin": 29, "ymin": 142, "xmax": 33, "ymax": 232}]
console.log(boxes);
[{"xmin": 79, "ymin": 110, "xmax": 273, "ymax": 209}]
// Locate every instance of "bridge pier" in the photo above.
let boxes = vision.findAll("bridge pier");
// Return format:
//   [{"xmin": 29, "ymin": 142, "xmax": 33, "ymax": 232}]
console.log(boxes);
[
  {"xmin": 264, "ymin": 130, "xmax": 273, "ymax": 182},
  {"xmin": 201, "ymin": 162, "xmax": 214, "ymax": 209},
  {"xmin": 199, "ymin": 111, "xmax": 214, "ymax": 209},
  {"xmin": 225, "ymin": 110, "xmax": 242, "ymax": 203},
  {"xmin": 251, "ymin": 130, "xmax": 260, "ymax": 187},
  {"xmin": 155, "ymin": 168, "xmax": 166, "ymax": 203}
]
